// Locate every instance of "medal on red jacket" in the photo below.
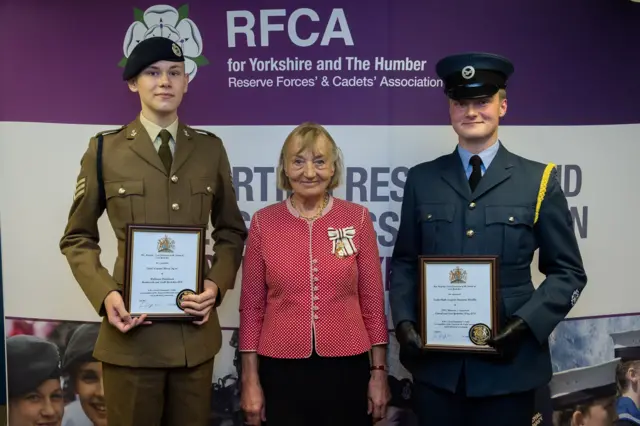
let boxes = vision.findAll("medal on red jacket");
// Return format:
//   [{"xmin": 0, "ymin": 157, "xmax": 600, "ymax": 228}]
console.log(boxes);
[{"xmin": 328, "ymin": 226, "xmax": 356, "ymax": 259}]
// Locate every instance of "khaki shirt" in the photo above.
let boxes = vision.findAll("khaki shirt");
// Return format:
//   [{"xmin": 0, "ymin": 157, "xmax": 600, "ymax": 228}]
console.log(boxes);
[{"xmin": 139, "ymin": 113, "xmax": 178, "ymax": 154}]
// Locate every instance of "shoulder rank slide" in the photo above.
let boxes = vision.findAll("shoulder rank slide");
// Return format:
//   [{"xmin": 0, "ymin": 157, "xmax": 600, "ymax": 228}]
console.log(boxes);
[
  {"xmin": 191, "ymin": 127, "xmax": 219, "ymax": 139},
  {"xmin": 534, "ymin": 163, "xmax": 556, "ymax": 224},
  {"xmin": 94, "ymin": 126, "xmax": 125, "ymax": 139}
]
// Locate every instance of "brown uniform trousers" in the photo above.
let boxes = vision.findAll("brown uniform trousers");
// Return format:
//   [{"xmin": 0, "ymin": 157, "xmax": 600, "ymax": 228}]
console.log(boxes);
[{"xmin": 60, "ymin": 117, "xmax": 248, "ymax": 426}]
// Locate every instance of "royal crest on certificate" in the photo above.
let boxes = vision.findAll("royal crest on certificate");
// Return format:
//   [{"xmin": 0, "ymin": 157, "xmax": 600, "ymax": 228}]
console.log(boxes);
[
  {"xmin": 419, "ymin": 256, "xmax": 499, "ymax": 354},
  {"xmin": 123, "ymin": 225, "xmax": 206, "ymax": 320}
]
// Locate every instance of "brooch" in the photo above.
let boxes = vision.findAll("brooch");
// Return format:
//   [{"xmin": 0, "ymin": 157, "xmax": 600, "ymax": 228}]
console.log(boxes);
[{"xmin": 328, "ymin": 226, "xmax": 356, "ymax": 259}]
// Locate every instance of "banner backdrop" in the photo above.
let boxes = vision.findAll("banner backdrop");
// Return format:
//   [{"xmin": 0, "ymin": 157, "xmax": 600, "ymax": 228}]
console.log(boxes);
[
  {"xmin": 1, "ymin": 1, "xmax": 640, "ymax": 425},
  {"xmin": 0, "ymin": 221, "xmax": 7, "ymax": 424}
]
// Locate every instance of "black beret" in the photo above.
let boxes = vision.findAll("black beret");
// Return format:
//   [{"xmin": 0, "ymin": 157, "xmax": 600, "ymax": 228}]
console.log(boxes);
[
  {"xmin": 62, "ymin": 323, "xmax": 100, "ymax": 374},
  {"xmin": 435, "ymin": 52, "xmax": 514, "ymax": 100},
  {"xmin": 123, "ymin": 37, "xmax": 185, "ymax": 80},
  {"xmin": 7, "ymin": 335, "xmax": 61, "ymax": 399}
]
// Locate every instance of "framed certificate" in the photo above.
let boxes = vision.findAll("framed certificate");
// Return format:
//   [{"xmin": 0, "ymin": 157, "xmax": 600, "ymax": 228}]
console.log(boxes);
[
  {"xmin": 123, "ymin": 224, "xmax": 206, "ymax": 321},
  {"xmin": 419, "ymin": 256, "xmax": 500, "ymax": 354}
]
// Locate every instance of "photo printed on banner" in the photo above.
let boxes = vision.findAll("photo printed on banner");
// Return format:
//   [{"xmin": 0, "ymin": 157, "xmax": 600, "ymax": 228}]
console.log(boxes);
[
  {"xmin": 7, "ymin": 315, "xmax": 640, "ymax": 426},
  {"xmin": 4, "ymin": 319, "xmax": 419, "ymax": 426}
]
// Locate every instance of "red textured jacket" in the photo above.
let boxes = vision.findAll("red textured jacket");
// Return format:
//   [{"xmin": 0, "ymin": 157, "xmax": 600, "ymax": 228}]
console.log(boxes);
[{"xmin": 239, "ymin": 196, "xmax": 388, "ymax": 358}]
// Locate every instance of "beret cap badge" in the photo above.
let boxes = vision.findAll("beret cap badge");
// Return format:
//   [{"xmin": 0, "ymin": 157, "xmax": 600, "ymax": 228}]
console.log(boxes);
[{"xmin": 172, "ymin": 42, "xmax": 182, "ymax": 57}]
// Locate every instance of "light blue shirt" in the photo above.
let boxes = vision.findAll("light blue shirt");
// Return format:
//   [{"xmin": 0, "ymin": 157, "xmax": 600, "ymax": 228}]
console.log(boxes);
[
  {"xmin": 61, "ymin": 399, "xmax": 92, "ymax": 426},
  {"xmin": 457, "ymin": 141, "xmax": 501, "ymax": 178}
]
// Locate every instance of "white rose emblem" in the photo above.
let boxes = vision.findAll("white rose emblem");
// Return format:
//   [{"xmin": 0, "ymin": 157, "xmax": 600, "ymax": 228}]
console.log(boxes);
[{"xmin": 119, "ymin": 4, "xmax": 208, "ymax": 82}]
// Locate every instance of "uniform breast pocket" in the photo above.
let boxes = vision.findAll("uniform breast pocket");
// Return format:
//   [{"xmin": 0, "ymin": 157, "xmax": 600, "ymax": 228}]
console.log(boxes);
[
  {"xmin": 190, "ymin": 178, "xmax": 215, "ymax": 224},
  {"xmin": 485, "ymin": 205, "xmax": 535, "ymax": 265},
  {"xmin": 105, "ymin": 180, "xmax": 145, "ymax": 229},
  {"xmin": 416, "ymin": 203, "xmax": 455, "ymax": 253}
]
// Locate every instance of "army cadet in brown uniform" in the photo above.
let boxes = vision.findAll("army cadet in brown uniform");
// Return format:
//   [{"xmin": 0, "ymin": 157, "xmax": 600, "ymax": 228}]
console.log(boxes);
[{"xmin": 59, "ymin": 37, "xmax": 248, "ymax": 426}]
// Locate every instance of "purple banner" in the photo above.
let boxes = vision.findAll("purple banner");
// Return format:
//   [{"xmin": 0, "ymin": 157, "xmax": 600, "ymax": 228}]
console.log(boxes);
[{"xmin": 1, "ymin": 0, "xmax": 639, "ymax": 125}]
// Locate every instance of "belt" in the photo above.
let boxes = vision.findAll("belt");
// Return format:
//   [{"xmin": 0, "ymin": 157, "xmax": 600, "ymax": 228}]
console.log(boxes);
[{"xmin": 499, "ymin": 269, "xmax": 532, "ymax": 287}]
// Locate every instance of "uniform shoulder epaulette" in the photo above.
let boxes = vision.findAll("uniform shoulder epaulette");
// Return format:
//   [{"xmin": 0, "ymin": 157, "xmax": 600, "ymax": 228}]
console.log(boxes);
[
  {"xmin": 191, "ymin": 127, "xmax": 219, "ymax": 139},
  {"xmin": 94, "ymin": 125, "xmax": 125, "ymax": 139},
  {"xmin": 534, "ymin": 162, "xmax": 557, "ymax": 224}
]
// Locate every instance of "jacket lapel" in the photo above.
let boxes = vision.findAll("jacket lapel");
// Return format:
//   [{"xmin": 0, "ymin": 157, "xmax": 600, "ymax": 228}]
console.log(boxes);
[
  {"xmin": 127, "ymin": 117, "xmax": 167, "ymax": 175},
  {"xmin": 441, "ymin": 149, "xmax": 473, "ymax": 200},
  {"xmin": 471, "ymin": 143, "xmax": 514, "ymax": 199},
  {"xmin": 171, "ymin": 123, "xmax": 195, "ymax": 175}
]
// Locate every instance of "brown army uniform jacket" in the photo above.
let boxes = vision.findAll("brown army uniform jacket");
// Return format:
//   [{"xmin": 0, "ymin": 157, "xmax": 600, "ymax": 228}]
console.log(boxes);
[{"xmin": 60, "ymin": 116, "xmax": 248, "ymax": 368}]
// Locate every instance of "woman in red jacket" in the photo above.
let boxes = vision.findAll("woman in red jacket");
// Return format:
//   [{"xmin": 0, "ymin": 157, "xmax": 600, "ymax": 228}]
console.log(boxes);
[{"xmin": 239, "ymin": 122, "xmax": 391, "ymax": 426}]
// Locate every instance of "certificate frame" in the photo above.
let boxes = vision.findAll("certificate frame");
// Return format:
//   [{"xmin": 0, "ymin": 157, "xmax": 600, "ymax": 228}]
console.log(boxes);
[
  {"xmin": 123, "ymin": 224, "xmax": 206, "ymax": 321},
  {"xmin": 419, "ymin": 255, "xmax": 500, "ymax": 354}
]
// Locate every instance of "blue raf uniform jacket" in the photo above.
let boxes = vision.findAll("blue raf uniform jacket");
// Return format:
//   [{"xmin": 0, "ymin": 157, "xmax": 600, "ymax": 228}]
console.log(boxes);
[{"xmin": 389, "ymin": 142, "xmax": 587, "ymax": 397}]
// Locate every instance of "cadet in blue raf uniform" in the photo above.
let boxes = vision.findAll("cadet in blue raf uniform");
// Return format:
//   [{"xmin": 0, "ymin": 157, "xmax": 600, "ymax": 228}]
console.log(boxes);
[{"xmin": 389, "ymin": 52, "xmax": 587, "ymax": 425}]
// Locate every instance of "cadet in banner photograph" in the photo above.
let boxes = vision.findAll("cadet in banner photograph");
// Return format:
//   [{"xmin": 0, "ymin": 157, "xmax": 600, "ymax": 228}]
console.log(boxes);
[
  {"xmin": 59, "ymin": 36, "xmax": 247, "ymax": 426},
  {"xmin": 389, "ymin": 52, "xmax": 587, "ymax": 426},
  {"xmin": 610, "ymin": 329, "xmax": 640, "ymax": 425},
  {"xmin": 7, "ymin": 335, "xmax": 65, "ymax": 426},
  {"xmin": 61, "ymin": 323, "xmax": 106, "ymax": 426},
  {"xmin": 239, "ymin": 122, "xmax": 391, "ymax": 426},
  {"xmin": 550, "ymin": 359, "xmax": 619, "ymax": 426}
]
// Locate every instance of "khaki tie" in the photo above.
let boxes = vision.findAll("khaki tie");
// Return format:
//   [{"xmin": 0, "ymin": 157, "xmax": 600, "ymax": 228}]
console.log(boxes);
[{"xmin": 158, "ymin": 129, "xmax": 173, "ymax": 174}]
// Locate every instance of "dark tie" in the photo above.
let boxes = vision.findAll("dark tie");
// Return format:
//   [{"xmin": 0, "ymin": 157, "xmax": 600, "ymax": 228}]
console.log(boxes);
[
  {"xmin": 469, "ymin": 155, "xmax": 483, "ymax": 192},
  {"xmin": 158, "ymin": 129, "xmax": 173, "ymax": 174}
]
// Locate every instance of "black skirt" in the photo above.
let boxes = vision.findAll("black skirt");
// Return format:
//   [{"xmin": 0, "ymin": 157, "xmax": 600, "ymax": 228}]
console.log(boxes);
[{"xmin": 258, "ymin": 350, "xmax": 373, "ymax": 426}]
